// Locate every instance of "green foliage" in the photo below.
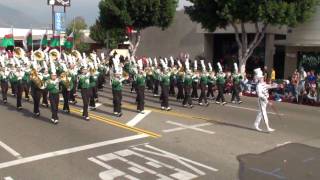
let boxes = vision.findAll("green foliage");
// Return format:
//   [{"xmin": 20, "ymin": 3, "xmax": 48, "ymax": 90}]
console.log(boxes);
[
  {"xmin": 89, "ymin": 20, "xmax": 126, "ymax": 49},
  {"xmin": 185, "ymin": 0, "xmax": 320, "ymax": 32},
  {"xmin": 98, "ymin": 0, "xmax": 178, "ymax": 31},
  {"xmin": 66, "ymin": 16, "xmax": 88, "ymax": 48},
  {"xmin": 77, "ymin": 42, "xmax": 90, "ymax": 54}
]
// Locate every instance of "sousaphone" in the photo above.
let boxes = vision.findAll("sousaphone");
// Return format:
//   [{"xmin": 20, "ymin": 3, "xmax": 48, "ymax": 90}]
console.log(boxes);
[
  {"xmin": 49, "ymin": 49, "xmax": 61, "ymax": 61},
  {"xmin": 14, "ymin": 47, "xmax": 25, "ymax": 59},
  {"xmin": 33, "ymin": 50, "xmax": 45, "ymax": 62}
]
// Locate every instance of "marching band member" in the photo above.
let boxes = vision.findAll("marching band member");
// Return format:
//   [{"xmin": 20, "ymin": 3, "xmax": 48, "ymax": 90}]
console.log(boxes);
[
  {"xmin": 253, "ymin": 68, "xmax": 277, "ymax": 132},
  {"xmin": 78, "ymin": 63, "xmax": 91, "ymax": 121},
  {"xmin": 22, "ymin": 62, "xmax": 31, "ymax": 101},
  {"xmin": 146, "ymin": 58, "xmax": 154, "ymax": 92},
  {"xmin": 8, "ymin": 59, "xmax": 17, "ymax": 97},
  {"xmin": 69, "ymin": 50, "xmax": 81, "ymax": 104},
  {"xmin": 46, "ymin": 61, "xmax": 60, "ymax": 124},
  {"xmin": 89, "ymin": 62, "xmax": 99, "ymax": 110},
  {"xmin": 215, "ymin": 63, "xmax": 227, "ymax": 105},
  {"xmin": 160, "ymin": 61, "xmax": 171, "ymax": 111},
  {"xmin": 135, "ymin": 60, "xmax": 146, "ymax": 114},
  {"xmin": 198, "ymin": 60, "xmax": 209, "ymax": 106},
  {"xmin": 191, "ymin": 60, "xmax": 199, "ymax": 100},
  {"xmin": 130, "ymin": 57, "xmax": 137, "ymax": 93},
  {"xmin": 207, "ymin": 64, "xmax": 216, "ymax": 100},
  {"xmin": 60, "ymin": 63, "xmax": 72, "ymax": 113},
  {"xmin": 41, "ymin": 67, "xmax": 50, "ymax": 108},
  {"xmin": 111, "ymin": 68, "xmax": 124, "ymax": 117},
  {"xmin": 30, "ymin": 50, "xmax": 46, "ymax": 117},
  {"xmin": 231, "ymin": 63, "xmax": 243, "ymax": 104},
  {"xmin": 153, "ymin": 58, "xmax": 161, "ymax": 97},
  {"xmin": 14, "ymin": 63, "xmax": 25, "ymax": 110},
  {"xmin": 0, "ymin": 57, "xmax": 9, "ymax": 104},
  {"xmin": 176, "ymin": 60, "xmax": 185, "ymax": 101},
  {"xmin": 183, "ymin": 65, "xmax": 193, "ymax": 108}
]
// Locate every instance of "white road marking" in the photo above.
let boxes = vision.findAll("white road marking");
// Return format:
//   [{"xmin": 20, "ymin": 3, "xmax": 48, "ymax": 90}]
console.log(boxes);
[
  {"xmin": 0, "ymin": 134, "xmax": 149, "ymax": 170},
  {"xmin": 90, "ymin": 144, "xmax": 218, "ymax": 179},
  {"xmin": 0, "ymin": 141, "xmax": 22, "ymax": 159},
  {"xmin": 163, "ymin": 121, "xmax": 215, "ymax": 135},
  {"xmin": 4, "ymin": 177, "xmax": 14, "ymax": 180},
  {"xmin": 126, "ymin": 110, "xmax": 152, "ymax": 127},
  {"xmin": 96, "ymin": 103, "xmax": 102, "ymax": 108},
  {"xmin": 226, "ymin": 104, "xmax": 284, "ymax": 116},
  {"xmin": 276, "ymin": 141, "xmax": 292, "ymax": 147},
  {"xmin": 143, "ymin": 145, "xmax": 218, "ymax": 172},
  {"xmin": 128, "ymin": 167, "xmax": 144, "ymax": 174}
]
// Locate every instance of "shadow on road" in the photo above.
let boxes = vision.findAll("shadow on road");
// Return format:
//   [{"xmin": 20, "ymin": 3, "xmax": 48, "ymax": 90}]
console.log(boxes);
[{"xmin": 237, "ymin": 143, "xmax": 320, "ymax": 180}]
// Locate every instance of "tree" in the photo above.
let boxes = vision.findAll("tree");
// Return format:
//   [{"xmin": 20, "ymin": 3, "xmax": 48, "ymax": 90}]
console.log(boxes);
[
  {"xmin": 90, "ymin": 20, "xmax": 126, "ymax": 50},
  {"xmin": 98, "ymin": 0, "xmax": 178, "ymax": 56},
  {"xmin": 66, "ymin": 16, "xmax": 88, "ymax": 49},
  {"xmin": 185, "ymin": 0, "xmax": 320, "ymax": 73}
]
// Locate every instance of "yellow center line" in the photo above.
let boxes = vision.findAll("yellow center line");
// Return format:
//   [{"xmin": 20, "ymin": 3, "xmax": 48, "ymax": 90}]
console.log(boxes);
[
  {"xmin": 75, "ymin": 97, "xmax": 213, "ymax": 122},
  {"xmin": 58, "ymin": 105, "xmax": 161, "ymax": 138}
]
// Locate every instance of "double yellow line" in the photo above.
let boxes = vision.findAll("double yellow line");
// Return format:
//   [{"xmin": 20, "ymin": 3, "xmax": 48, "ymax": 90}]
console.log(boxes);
[
  {"xmin": 76, "ymin": 96, "xmax": 212, "ymax": 122},
  {"xmin": 58, "ymin": 105, "xmax": 161, "ymax": 138}
]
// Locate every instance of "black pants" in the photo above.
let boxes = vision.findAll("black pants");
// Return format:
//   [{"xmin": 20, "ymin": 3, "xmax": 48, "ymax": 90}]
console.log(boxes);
[
  {"xmin": 70, "ymin": 79, "xmax": 77, "ymax": 102},
  {"xmin": 136, "ymin": 86, "xmax": 145, "ymax": 111},
  {"xmin": 147, "ymin": 76, "xmax": 154, "ymax": 91},
  {"xmin": 90, "ymin": 87, "xmax": 97, "ymax": 107},
  {"xmin": 16, "ymin": 82, "xmax": 23, "ymax": 108},
  {"xmin": 98, "ymin": 74, "xmax": 105, "ymax": 90},
  {"xmin": 153, "ymin": 80, "xmax": 160, "ymax": 95},
  {"xmin": 62, "ymin": 89, "xmax": 70, "ymax": 111},
  {"xmin": 22, "ymin": 82, "xmax": 30, "ymax": 99},
  {"xmin": 1, "ymin": 81, "xmax": 8, "ymax": 101},
  {"xmin": 131, "ymin": 81, "xmax": 136, "ymax": 92},
  {"xmin": 11, "ymin": 82, "xmax": 16, "ymax": 95},
  {"xmin": 31, "ymin": 87, "xmax": 42, "ymax": 114},
  {"xmin": 231, "ymin": 84, "xmax": 241, "ymax": 102},
  {"xmin": 113, "ymin": 90, "xmax": 122, "ymax": 113},
  {"xmin": 198, "ymin": 84, "xmax": 208, "ymax": 104},
  {"xmin": 81, "ymin": 88, "xmax": 90, "ymax": 117},
  {"xmin": 42, "ymin": 89, "xmax": 49, "ymax": 105},
  {"xmin": 161, "ymin": 85, "xmax": 169, "ymax": 108},
  {"xmin": 177, "ymin": 82, "xmax": 184, "ymax": 100},
  {"xmin": 216, "ymin": 84, "xmax": 225, "ymax": 102},
  {"xmin": 169, "ymin": 80, "xmax": 175, "ymax": 96},
  {"xmin": 191, "ymin": 82, "xmax": 198, "ymax": 99},
  {"xmin": 207, "ymin": 83, "xmax": 215, "ymax": 99},
  {"xmin": 49, "ymin": 93, "xmax": 59, "ymax": 120},
  {"xmin": 183, "ymin": 85, "xmax": 192, "ymax": 106}
]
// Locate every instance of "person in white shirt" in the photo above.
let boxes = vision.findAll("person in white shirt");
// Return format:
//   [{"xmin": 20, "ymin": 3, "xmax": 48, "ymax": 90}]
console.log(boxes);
[{"xmin": 253, "ymin": 68, "xmax": 277, "ymax": 132}]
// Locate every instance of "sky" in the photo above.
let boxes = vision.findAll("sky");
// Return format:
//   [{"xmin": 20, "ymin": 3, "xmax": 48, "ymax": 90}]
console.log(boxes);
[{"xmin": 0, "ymin": 0, "xmax": 192, "ymax": 28}]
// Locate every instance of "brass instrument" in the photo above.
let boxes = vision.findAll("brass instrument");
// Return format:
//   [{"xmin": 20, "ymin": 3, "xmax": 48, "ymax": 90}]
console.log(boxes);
[
  {"xmin": 122, "ymin": 72, "xmax": 130, "ymax": 80},
  {"xmin": 30, "ymin": 69, "xmax": 44, "ymax": 89},
  {"xmin": 14, "ymin": 47, "xmax": 25, "ymax": 59},
  {"xmin": 33, "ymin": 50, "xmax": 45, "ymax": 62},
  {"xmin": 49, "ymin": 49, "xmax": 61, "ymax": 61},
  {"xmin": 60, "ymin": 72, "xmax": 71, "ymax": 90},
  {"xmin": 145, "ymin": 67, "xmax": 153, "ymax": 76}
]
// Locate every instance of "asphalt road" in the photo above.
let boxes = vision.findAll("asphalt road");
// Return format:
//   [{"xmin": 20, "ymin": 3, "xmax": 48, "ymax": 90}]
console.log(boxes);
[{"xmin": 0, "ymin": 83, "xmax": 319, "ymax": 180}]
